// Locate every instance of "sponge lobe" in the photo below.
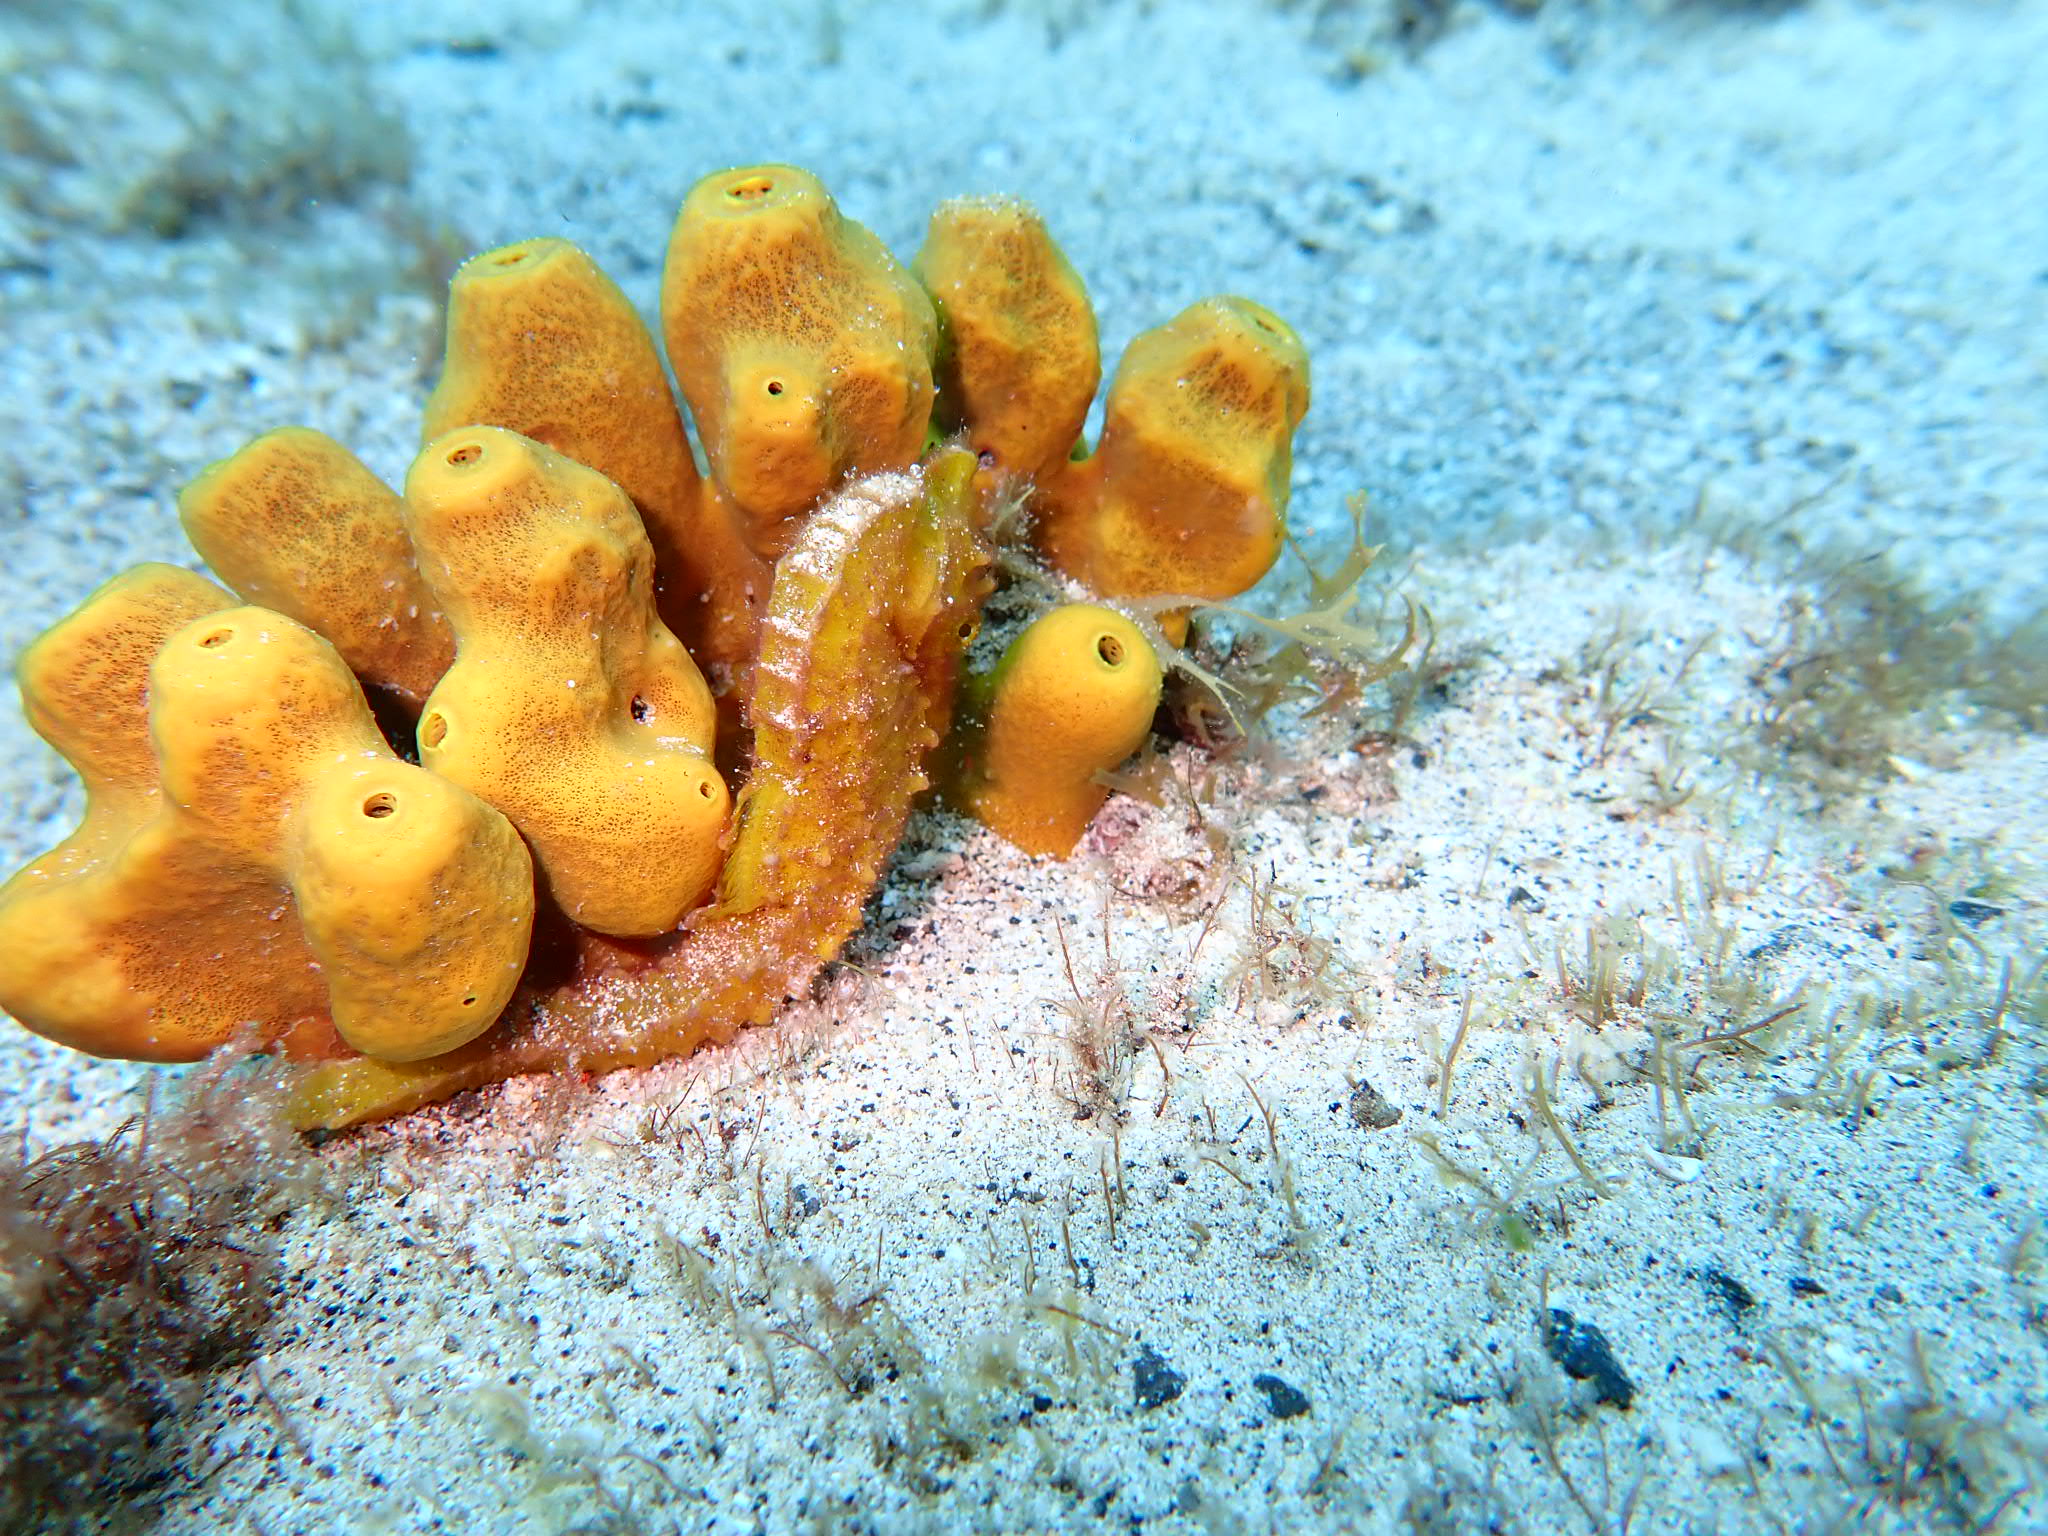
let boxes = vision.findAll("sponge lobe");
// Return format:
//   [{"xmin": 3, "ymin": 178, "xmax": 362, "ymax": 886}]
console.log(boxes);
[
  {"xmin": 406, "ymin": 427, "xmax": 729, "ymax": 937},
  {"xmin": 915, "ymin": 196, "xmax": 1100, "ymax": 482},
  {"xmin": 662, "ymin": 164, "xmax": 937, "ymax": 559},
  {"xmin": 1037, "ymin": 296, "xmax": 1310, "ymax": 604},
  {"xmin": 178, "ymin": 427, "xmax": 453, "ymax": 710}
]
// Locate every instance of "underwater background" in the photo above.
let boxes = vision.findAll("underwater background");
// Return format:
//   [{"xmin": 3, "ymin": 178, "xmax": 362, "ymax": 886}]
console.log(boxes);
[{"xmin": 1, "ymin": 1, "xmax": 2042, "ymax": 1531}]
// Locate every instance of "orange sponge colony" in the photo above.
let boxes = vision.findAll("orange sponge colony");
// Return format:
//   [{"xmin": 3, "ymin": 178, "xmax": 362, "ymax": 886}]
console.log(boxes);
[
  {"xmin": 0, "ymin": 568, "xmax": 532, "ymax": 1063},
  {"xmin": 405, "ymin": 427, "xmax": 727, "ymax": 937},
  {"xmin": 0, "ymin": 160, "xmax": 1316, "ymax": 1120},
  {"xmin": 957, "ymin": 603, "xmax": 1165, "ymax": 858}
]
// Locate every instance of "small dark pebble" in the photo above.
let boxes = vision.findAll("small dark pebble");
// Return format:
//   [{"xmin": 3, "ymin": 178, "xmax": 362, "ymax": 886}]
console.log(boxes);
[
  {"xmin": 1348, "ymin": 1080, "xmax": 1403, "ymax": 1131},
  {"xmin": 1789, "ymin": 1277, "xmax": 1827, "ymax": 1298},
  {"xmin": 1875, "ymin": 1284, "xmax": 1905, "ymax": 1305},
  {"xmin": 1506, "ymin": 885, "xmax": 1545, "ymax": 913},
  {"xmin": 1252, "ymin": 1373, "xmax": 1310, "ymax": 1419},
  {"xmin": 1947, "ymin": 899, "xmax": 2005, "ymax": 927},
  {"xmin": 1744, "ymin": 926, "xmax": 1799, "ymax": 961},
  {"xmin": 1744, "ymin": 924, "xmax": 1848, "ymax": 963},
  {"xmin": 1699, "ymin": 1265, "xmax": 1756, "ymax": 1326},
  {"xmin": 1031, "ymin": 1393, "xmax": 1053, "ymax": 1413},
  {"xmin": 1132, "ymin": 1345, "xmax": 1185, "ymax": 1410},
  {"xmin": 1541, "ymin": 1309, "xmax": 1635, "ymax": 1409}
]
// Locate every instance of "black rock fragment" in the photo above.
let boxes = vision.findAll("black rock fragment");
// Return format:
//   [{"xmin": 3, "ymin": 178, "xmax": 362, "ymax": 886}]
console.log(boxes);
[
  {"xmin": 1541, "ymin": 1308, "xmax": 1635, "ymax": 1409},
  {"xmin": 1699, "ymin": 1265, "xmax": 1756, "ymax": 1326},
  {"xmin": 1132, "ymin": 1344, "xmax": 1185, "ymax": 1410},
  {"xmin": 1252, "ymin": 1373, "xmax": 1310, "ymax": 1419}
]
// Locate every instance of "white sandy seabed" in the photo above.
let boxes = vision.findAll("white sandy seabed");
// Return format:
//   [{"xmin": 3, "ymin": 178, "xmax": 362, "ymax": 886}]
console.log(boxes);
[{"xmin": 0, "ymin": 0, "xmax": 2042, "ymax": 1531}]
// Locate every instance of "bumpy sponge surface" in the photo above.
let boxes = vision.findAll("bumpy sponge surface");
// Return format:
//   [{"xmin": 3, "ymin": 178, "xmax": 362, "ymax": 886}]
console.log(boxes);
[
  {"xmin": 405, "ymin": 427, "xmax": 728, "ymax": 936},
  {"xmin": 422, "ymin": 239, "xmax": 701, "ymax": 582},
  {"xmin": 0, "ymin": 573, "xmax": 532, "ymax": 1062},
  {"xmin": 915, "ymin": 196, "xmax": 1100, "ymax": 484},
  {"xmin": 178, "ymin": 427, "xmax": 454, "ymax": 709},
  {"xmin": 957, "ymin": 602, "xmax": 1163, "ymax": 858},
  {"xmin": 1035, "ymin": 297, "xmax": 1310, "ymax": 604},
  {"xmin": 661, "ymin": 164, "xmax": 937, "ymax": 559},
  {"xmin": 421, "ymin": 235, "xmax": 771, "ymax": 694}
]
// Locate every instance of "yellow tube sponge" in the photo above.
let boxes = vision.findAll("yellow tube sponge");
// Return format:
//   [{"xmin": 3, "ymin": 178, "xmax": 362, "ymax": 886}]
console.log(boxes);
[
  {"xmin": 660, "ymin": 164, "xmax": 937, "ymax": 559},
  {"xmin": 284, "ymin": 448, "xmax": 991, "ymax": 1129},
  {"xmin": 150, "ymin": 608, "xmax": 534, "ymax": 1061},
  {"xmin": 0, "ymin": 817, "xmax": 326, "ymax": 1063},
  {"xmin": 421, "ymin": 235, "xmax": 774, "ymax": 708},
  {"xmin": 0, "ymin": 567, "xmax": 251, "ymax": 1059},
  {"xmin": 0, "ymin": 581, "xmax": 532, "ymax": 1063},
  {"xmin": 177, "ymin": 427, "xmax": 454, "ymax": 710},
  {"xmin": 290, "ymin": 764, "xmax": 534, "ymax": 1060},
  {"xmin": 957, "ymin": 603, "xmax": 1163, "ymax": 858},
  {"xmin": 11, "ymin": 564, "xmax": 232, "ymax": 874},
  {"xmin": 1034, "ymin": 296, "xmax": 1310, "ymax": 606},
  {"xmin": 913, "ymin": 196, "xmax": 1100, "ymax": 484},
  {"xmin": 422, "ymin": 238, "xmax": 702, "ymax": 538},
  {"xmin": 405, "ymin": 427, "xmax": 728, "ymax": 936}
]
